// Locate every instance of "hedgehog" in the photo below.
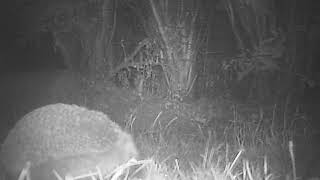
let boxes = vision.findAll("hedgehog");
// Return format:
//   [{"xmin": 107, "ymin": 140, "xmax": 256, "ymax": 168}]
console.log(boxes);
[{"xmin": 0, "ymin": 103, "xmax": 138, "ymax": 180}]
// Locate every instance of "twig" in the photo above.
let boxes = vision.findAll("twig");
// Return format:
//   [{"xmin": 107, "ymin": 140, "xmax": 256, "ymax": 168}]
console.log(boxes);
[
  {"xmin": 52, "ymin": 170, "xmax": 63, "ymax": 180},
  {"xmin": 289, "ymin": 140, "xmax": 297, "ymax": 180},
  {"xmin": 149, "ymin": 0, "xmax": 169, "ymax": 48},
  {"xmin": 186, "ymin": 74, "xmax": 197, "ymax": 96},
  {"xmin": 106, "ymin": 0, "xmax": 117, "ymax": 53},
  {"xmin": 245, "ymin": 160, "xmax": 253, "ymax": 180},
  {"xmin": 96, "ymin": 166, "xmax": 103, "ymax": 180},
  {"xmin": 225, "ymin": 149, "xmax": 244, "ymax": 174},
  {"xmin": 18, "ymin": 161, "xmax": 31, "ymax": 180},
  {"xmin": 164, "ymin": 116, "xmax": 178, "ymax": 130},
  {"xmin": 151, "ymin": 111, "xmax": 163, "ymax": 129},
  {"xmin": 109, "ymin": 38, "xmax": 150, "ymax": 77}
]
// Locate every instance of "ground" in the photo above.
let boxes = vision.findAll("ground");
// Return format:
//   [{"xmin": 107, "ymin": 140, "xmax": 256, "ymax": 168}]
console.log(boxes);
[{"xmin": 0, "ymin": 70, "xmax": 319, "ymax": 180}]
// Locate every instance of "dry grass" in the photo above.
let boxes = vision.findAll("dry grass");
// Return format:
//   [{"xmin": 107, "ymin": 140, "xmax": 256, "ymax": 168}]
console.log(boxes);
[{"xmin": 127, "ymin": 100, "xmax": 312, "ymax": 180}]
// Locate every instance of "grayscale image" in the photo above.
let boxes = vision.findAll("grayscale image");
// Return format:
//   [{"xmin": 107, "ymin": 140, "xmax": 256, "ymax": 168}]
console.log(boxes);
[{"xmin": 0, "ymin": 0, "xmax": 319, "ymax": 180}]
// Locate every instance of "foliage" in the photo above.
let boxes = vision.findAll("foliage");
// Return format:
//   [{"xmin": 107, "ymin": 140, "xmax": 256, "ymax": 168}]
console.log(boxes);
[
  {"xmin": 223, "ymin": 32, "xmax": 284, "ymax": 81},
  {"xmin": 218, "ymin": 0, "xmax": 293, "ymax": 104},
  {"xmin": 113, "ymin": 38, "xmax": 168, "ymax": 97},
  {"xmin": 121, "ymin": 0, "xmax": 208, "ymax": 100}
]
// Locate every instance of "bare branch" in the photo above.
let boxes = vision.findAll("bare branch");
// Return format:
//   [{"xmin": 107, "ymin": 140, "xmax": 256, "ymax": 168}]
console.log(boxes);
[
  {"xmin": 149, "ymin": 0, "xmax": 168, "ymax": 47},
  {"xmin": 109, "ymin": 39, "xmax": 150, "ymax": 76}
]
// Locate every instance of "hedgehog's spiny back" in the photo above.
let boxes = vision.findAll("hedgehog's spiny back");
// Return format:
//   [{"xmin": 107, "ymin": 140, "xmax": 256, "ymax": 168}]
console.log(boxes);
[{"xmin": 0, "ymin": 103, "xmax": 138, "ymax": 179}]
